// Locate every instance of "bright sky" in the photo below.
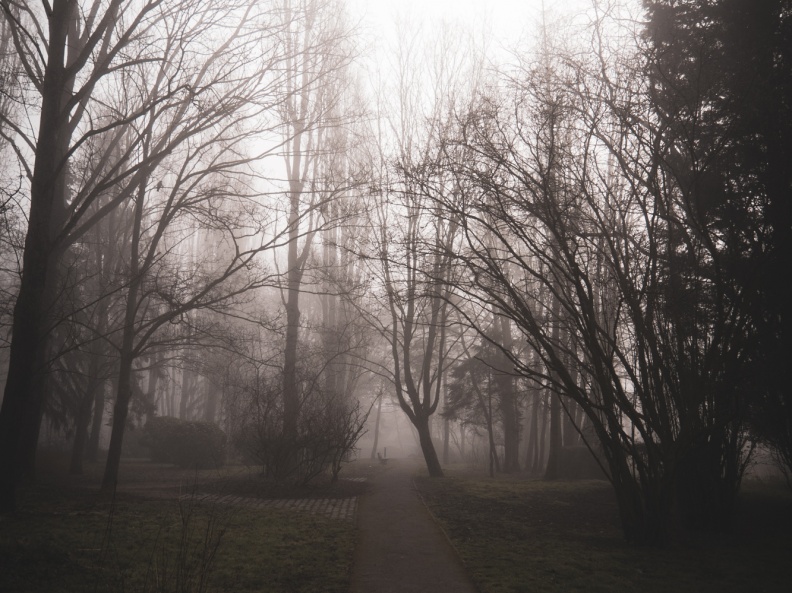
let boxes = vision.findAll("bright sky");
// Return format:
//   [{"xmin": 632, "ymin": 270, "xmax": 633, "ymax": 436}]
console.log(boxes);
[{"xmin": 347, "ymin": 0, "xmax": 594, "ymax": 53}]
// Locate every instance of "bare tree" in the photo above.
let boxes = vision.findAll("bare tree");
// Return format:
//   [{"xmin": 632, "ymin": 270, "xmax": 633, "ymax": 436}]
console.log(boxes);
[
  {"xmin": 274, "ymin": 0, "xmax": 357, "ymax": 473},
  {"xmin": 360, "ymin": 17, "xmax": 485, "ymax": 478},
  {"xmin": 433, "ymin": 7, "xmax": 758, "ymax": 542},
  {"xmin": 0, "ymin": 0, "xmax": 166, "ymax": 512},
  {"xmin": 0, "ymin": 0, "xmax": 297, "ymax": 509}
]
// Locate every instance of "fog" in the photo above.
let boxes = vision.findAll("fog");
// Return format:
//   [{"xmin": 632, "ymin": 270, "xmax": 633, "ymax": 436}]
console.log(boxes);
[{"xmin": 1, "ymin": 1, "xmax": 790, "ymax": 591}]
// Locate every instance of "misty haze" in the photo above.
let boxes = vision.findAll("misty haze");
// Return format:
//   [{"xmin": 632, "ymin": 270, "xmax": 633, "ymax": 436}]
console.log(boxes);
[{"xmin": 1, "ymin": 0, "xmax": 790, "ymax": 592}]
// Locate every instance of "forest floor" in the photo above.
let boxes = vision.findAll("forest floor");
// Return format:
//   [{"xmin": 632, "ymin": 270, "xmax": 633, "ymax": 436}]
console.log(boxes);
[
  {"xmin": 415, "ymin": 465, "xmax": 792, "ymax": 593},
  {"xmin": 0, "ymin": 450, "xmax": 366, "ymax": 593},
  {"xmin": 4, "ymin": 451, "xmax": 790, "ymax": 593}
]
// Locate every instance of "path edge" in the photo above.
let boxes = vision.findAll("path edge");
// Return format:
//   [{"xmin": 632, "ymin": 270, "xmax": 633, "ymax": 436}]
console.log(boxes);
[{"xmin": 411, "ymin": 475, "xmax": 482, "ymax": 593}]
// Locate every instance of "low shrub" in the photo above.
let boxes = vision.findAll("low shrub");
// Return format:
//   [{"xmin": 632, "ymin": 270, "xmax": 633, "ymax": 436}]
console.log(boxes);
[
  {"xmin": 141, "ymin": 416, "xmax": 226, "ymax": 469},
  {"xmin": 233, "ymin": 397, "xmax": 369, "ymax": 484}
]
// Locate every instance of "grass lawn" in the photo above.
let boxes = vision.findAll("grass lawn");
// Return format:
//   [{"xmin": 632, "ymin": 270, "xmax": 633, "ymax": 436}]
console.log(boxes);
[
  {"xmin": 0, "ymin": 456, "xmax": 359, "ymax": 593},
  {"xmin": 415, "ymin": 469, "xmax": 792, "ymax": 593}
]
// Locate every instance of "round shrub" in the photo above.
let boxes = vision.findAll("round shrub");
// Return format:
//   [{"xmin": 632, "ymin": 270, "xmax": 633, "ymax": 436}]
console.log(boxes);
[
  {"xmin": 140, "ymin": 416, "xmax": 183, "ymax": 463},
  {"xmin": 141, "ymin": 416, "xmax": 226, "ymax": 469}
]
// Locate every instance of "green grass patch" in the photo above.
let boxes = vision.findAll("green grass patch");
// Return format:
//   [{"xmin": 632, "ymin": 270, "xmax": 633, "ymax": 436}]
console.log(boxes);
[
  {"xmin": 415, "ymin": 472, "xmax": 792, "ymax": 593},
  {"xmin": 1, "ymin": 481, "xmax": 354, "ymax": 593}
]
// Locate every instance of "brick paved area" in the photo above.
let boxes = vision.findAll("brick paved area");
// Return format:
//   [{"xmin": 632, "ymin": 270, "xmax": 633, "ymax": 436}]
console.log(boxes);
[{"xmin": 184, "ymin": 491, "xmax": 359, "ymax": 522}]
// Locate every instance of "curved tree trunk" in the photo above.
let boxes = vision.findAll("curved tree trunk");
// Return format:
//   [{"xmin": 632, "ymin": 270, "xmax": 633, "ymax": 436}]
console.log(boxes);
[{"xmin": 415, "ymin": 413, "xmax": 443, "ymax": 477}]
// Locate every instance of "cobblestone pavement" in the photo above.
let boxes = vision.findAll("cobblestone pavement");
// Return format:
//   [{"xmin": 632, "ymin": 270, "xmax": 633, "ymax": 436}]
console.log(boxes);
[
  {"xmin": 115, "ymin": 471, "xmax": 365, "ymax": 522},
  {"xmin": 183, "ymin": 491, "xmax": 359, "ymax": 522}
]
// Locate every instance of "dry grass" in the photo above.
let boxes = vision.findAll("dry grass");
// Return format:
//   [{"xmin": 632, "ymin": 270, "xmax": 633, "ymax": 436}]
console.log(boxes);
[
  {"xmin": 415, "ymin": 467, "xmax": 792, "ymax": 593},
  {"xmin": 0, "ymin": 453, "xmax": 360, "ymax": 593}
]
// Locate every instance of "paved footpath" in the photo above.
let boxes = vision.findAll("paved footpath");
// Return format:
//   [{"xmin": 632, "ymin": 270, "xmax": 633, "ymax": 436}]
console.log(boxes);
[{"xmin": 350, "ymin": 458, "xmax": 477, "ymax": 593}]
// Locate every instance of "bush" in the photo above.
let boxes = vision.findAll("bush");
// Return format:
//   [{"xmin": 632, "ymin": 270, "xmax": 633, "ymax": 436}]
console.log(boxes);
[
  {"xmin": 232, "ymin": 394, "xmax": 369, "ymax": 484},
  {"xmin": 556, "ymin": 446, "xmax": 608, "ymax": 480},
  {"xmin": 140, "ymin": 416, "xmax": 183, "ymax": 463},
  {"xmin": 141, "ymin": 416, "xmax": 227, "ymax": 469}
]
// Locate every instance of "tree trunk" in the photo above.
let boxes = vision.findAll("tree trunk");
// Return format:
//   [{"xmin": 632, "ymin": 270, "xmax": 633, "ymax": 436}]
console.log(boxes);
[
  {"xmin": 526, "ymin": 389, "xmax": 539, "ymax": 472},
  {"xmin": 166, "ymin": 372, "xmax": 176, "ymax": 417},
  {"xmin": 0, "ymin": 1, "xmax": 77, "ymax": 512},
  {"xmin": 203, "ymin": 379, "xmax": 220, "ymax": 424},
  {"xmin": 563, "ymin": 400, "xmax": 582, "ymax": 448},
  {"xmin": 486, "ymin": 386, "xmax": 500, "ymax": 477},
  {"xmin": 282, "ymin": 290, "xmax": 300, "ymax": 436},
  {"xmin": 443, "ymin": 416, "xmax": 450, "ymax": 465},
  {"xmin": 370, "ymin": 395, "xmax": 382, "ymax": 460},
  {"xmin": 544, "ymin": 293, "xmax": 563, "ymax": 480},
  {"xmin": 69, "ymin": 383, "xmax": 96, "ymax": 475},
  {"xmin": 493, "ymin": 315, "xmax": 520, "ymax": 472},
  {"xmin": 179, "ymin": 364, "xmax": 193, "ymax": 420},
  {"xmin": 146, "ymin": 360, "xmax": 160, "ymax": 424},
  {"xmin": 415, "ymin": 413, "xmax": 443, "ymax": 477},
  {"xmin": 102, "ymin": 351, "xmax": 136, "ymax": 491},
  {"xmin": 545, "ymin": 393, "xmax": 562, "ymax": 479},
  {"xmin": 282, "ymin": 189, "xmax": 302, "ymax": 442},
  {"xmin": 84, "ymin": 293, "xmax": 112, "ymax": 463},
  {"xmin": 87, "ymin": 379, "xmax": 110, "ymax": 462},
  {"xmin": 610, "ymin": 454, "xmax": 674, "ymax": 545},
  {"xmin": 102, "ymin": 147, "xmax": 147, "ymax": 492},
  {"xmin": 536, "ymin": 391, "xmax": 549, "ymax": 474},
  {"xmin": 499, "ymin": 383, "xmax": 520, "ymax": 472}
]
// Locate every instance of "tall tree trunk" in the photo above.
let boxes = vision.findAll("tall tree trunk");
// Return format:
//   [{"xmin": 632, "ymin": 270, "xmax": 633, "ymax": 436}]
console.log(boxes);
[
  {"xmin": 487, "ymin": 385, "xmax": 500, "ymax": 477},
  {"xmin": 282, "ymin": 282, "xmax": 300, "ymax": 440},
  {"xmin": 179, "ymin": 364, "xmax": 193, "ymax": 420},
  {"xmin": 102, "ymin": 146, "xmax": 147, "ymax": 492},
  {"xmin": 562, "ymin": 347, "xmax": 581, "ymax": 448},
  {"xmin": 84, "ymin": 289, "xmax": 112, "ymax": 463},
  {"xmin": 322, "ymin": 216, "xmax": 340, "ymax": 401},
  {"xmin": 497, "ymin": 370, "xmax": 519, "ymax": 472},
  {"xmin": 545, "ymin": 393, "xmax": 562, "ymax": 480},
  {"xmin": 203, "ymin": 379, "xmax": 220, "ymax": 424},
  {"xmin": 370, "ymin": 394, "xmax": 382, "ymax": 460},
  {"xmin": 166, "ymin": 371, "xmax": 176, "ymax": 417},
  {"xmin": 69, "ymin": 397, "xmax": 91, "ymax": 475},
  {"xmin": 494, "ymin": 315, "xmax": 520, "ymax": 472},
  {"xmin": 0, "ymin": 1, "xmax": 77, "ymax": 512},
  {"xmin": 86, "ymin": 383, "xmax": 106, "ymax": 462},
  {"xmin": 442, "ymin": 412, "xmax": 450, "ymax": 465},
  {"xmin": 535, "ymin": 391, "xmax": 549, "ymax": 474},
  {"xmin": 282, "ymin": 190, "xmax": 302, "ymax": 442},
  {"xmin": 103, "ymin": 350, "xmax": 136, "ymax": 491},
  {"xmin": 563, "ymin": 399, "xmax": 581, "ymax": 448},
  {"xmin": 69, "ymin": 377, "xmax": 99, "ymax": 475},
  {"xmin": 145, "ymin": 358, "xmax": 160, "ymax": 423},
  {"xmin": 526, "ymin": 389, "xmax": 539, "ymax": 472},
  {"xmin": 415, "ymin": 413, "xmax": 443, "ymax": 477},
  {"xmin": 544, "ymin": 293, "xmax": 563, "ymax": 480}
]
